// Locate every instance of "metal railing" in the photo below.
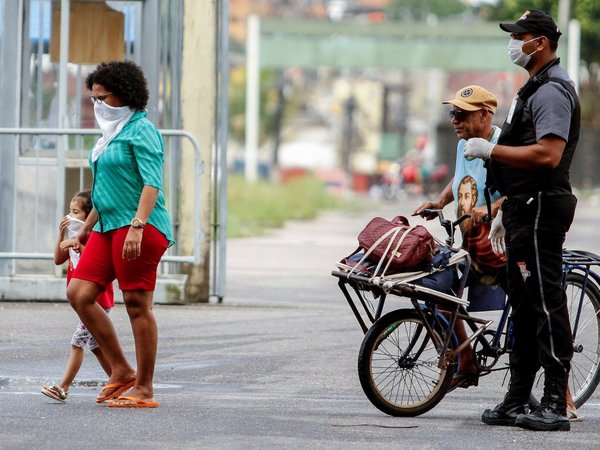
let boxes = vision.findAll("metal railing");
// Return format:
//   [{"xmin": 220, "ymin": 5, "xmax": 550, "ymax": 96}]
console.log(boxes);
[{"xmin": 0, "ymin": 127, "xmax": 203, "ymax": 266}]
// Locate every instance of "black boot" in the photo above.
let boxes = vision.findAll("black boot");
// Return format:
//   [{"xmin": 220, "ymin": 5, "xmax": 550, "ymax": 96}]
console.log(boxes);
[
  {"xmin": 481, "ymin": 394, "xmax": 528, "ymax": 426},
  {"xmin": 482, "ymin": 370, "xmax": 533, "ymax": 426},
  {"xmin": 515, "ymin": 374, "xmax": 570, "ymax": 431}
]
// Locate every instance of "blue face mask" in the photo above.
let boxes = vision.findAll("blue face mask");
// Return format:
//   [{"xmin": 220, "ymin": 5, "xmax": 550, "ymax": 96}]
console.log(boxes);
[{"xmin": 507, "ymin": 37, "xmax": 540, "ymax": 68}]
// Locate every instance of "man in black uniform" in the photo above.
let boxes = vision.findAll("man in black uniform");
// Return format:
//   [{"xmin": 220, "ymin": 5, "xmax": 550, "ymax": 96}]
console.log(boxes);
[{"xmin": 464, "ymin": 10, "xmax": 580, "ymax": 431}]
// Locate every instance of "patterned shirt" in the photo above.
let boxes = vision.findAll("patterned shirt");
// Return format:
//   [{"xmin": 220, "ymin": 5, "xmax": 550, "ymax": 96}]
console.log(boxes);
[
  {"xmin": 452, "ymin": 125, "xmax": 505, "ymax": 276},
  {"xmin": 89, "ymin": 111, "xmax": 174, "ymax": 246}
]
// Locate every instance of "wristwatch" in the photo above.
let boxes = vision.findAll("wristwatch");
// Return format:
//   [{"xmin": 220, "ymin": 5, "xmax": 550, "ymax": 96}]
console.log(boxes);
[{"xmin": 130, "ymin": 218, "xmax": 145, "ymax": 229}]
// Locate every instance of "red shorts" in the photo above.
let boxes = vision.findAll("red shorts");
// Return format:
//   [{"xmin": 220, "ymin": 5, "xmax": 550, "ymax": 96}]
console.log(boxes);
[
  {"xmin": 67, "ymin": 264, "xmax": 114, "ymax": 308},
  {"xmin": 73, "ymin": 224, "xmax": 168, "ymax": 291}
]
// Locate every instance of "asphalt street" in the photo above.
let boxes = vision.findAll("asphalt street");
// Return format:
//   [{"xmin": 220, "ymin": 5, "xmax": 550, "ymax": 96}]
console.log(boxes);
[{"xmin": 1, "ymin": 193, "xmax": 599, "ymax": 449}]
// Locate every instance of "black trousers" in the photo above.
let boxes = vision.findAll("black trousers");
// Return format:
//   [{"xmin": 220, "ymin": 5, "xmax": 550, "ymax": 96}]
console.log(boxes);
[{"xmin": 503, "ymin": 191, "xmax": 577, "ymax": 380}]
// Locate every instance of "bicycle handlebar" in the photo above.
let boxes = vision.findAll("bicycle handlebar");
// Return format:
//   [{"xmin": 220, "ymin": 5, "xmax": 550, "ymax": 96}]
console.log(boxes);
[{"xmin": 422, "ymin": 208, "xmax": 471, "ymax": 247}]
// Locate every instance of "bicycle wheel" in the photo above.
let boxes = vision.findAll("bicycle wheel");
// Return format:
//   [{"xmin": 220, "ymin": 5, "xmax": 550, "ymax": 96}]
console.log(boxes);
[
  {"xmin": 357, "ymin": 308, "xmax": 455, "ymax": 417},
  {"xmin": 565, "ymin": 272, "xmax": 600, "ymax": 407},
  {"xmin": 531, "ymin": 272, "xmax": 600, "ymax": 408}
]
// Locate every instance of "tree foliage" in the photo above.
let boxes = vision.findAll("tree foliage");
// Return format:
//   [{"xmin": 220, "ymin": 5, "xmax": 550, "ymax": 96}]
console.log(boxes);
[
  {"xmin": 480, "ymin": 0, "xmax": 556, "ymax": 23},
  {"xmin": 481, "ymin": 0, "xmax": 600, "ymax": 67},
  {"xmin": 386, "ymin": 0, "xmax": 467, "ymax": 21},
  {"xmin": 228, "ymin": 67, "xmax": 279, "ymax": 144},
  {"xmin": 572, "ymin": 0, "xmax": 600, "ymax": 68},
  {"xmin": 480, "ymin": 0, "xmax": 600, "ymax": 125}
]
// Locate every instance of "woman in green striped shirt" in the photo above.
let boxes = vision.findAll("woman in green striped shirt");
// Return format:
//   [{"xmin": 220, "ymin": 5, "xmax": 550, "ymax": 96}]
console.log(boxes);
[{"xmin": 67, "ymin": 61, "xmax": 173, "ymax": 409}]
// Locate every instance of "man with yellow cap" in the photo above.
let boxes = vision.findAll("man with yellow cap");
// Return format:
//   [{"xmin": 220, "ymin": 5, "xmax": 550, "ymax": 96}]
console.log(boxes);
[{"xmin": 414, "ymin": 85, "xmax": 506, "ymax": 388}]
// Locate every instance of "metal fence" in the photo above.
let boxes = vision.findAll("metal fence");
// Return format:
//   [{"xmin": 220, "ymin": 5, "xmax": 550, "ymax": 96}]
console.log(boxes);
[{"xmin": 0, "ymin": 127, "xmax": 202, "ymax": 276}]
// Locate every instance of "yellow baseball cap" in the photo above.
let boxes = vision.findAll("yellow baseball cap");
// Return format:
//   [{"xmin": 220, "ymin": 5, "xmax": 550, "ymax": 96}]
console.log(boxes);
[{"xmin": 443, "ymin": 85, "xmax": 497, "ymax": 114}]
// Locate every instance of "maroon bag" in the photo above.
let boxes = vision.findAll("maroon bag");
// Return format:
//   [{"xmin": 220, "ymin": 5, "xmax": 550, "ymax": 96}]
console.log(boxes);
[{"xmin": 357, "ymin": 215, "xmax": 434, "ymax": 272}]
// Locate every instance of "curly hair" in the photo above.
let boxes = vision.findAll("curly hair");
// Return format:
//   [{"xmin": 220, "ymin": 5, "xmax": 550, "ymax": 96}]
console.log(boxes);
[{"xmin": 85, "ymin": 60, "xmax": 149, "ymax": 111}]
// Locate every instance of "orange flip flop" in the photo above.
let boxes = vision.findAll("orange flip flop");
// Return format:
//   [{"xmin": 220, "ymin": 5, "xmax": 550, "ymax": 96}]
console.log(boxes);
[
  {"xmin": 96, "ymin": 379, "xmax": 136, "ymax": 403},
  {"xmin": 107, "ymin": 395, "xmax": 160, "ymax": 408}
]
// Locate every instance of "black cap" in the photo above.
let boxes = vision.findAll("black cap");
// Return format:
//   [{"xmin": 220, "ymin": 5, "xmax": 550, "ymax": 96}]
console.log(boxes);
[{"xmin": 499, "ymin": 10, "xmax": 562, "ymax": 42}]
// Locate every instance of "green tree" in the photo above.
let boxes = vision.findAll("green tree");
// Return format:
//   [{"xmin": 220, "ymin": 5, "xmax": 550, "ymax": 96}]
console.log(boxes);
[
  {"xmin": 386, "ymin": 0, "xmax": 467, "ymax": 21},
  {"xmin": 482, "ymin": 0, "xmax": 600, "ymax": 125},
  {"xmin": 480, "ymin": 0, "xmax": 600, "ymax": 63},
  {"xmin": 228, "ymin": 67, "xmax": 279, "ymax": 144},
  {"xmin": 573, "ymin": 0, "xmax": 600, "ymax": 71},
  {"xmin": 480, "ymin": 0, "xmax": 556, "ymax": 23},
  {"xmin": 572, "ymin": 1, "xmax": 600, "ymax": 126}
]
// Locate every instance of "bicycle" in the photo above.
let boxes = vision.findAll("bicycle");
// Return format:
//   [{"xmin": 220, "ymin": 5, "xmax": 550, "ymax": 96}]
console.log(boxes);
[{"xmin": 331, "ymin": 209, "xmax": 600, "ymax": 417}]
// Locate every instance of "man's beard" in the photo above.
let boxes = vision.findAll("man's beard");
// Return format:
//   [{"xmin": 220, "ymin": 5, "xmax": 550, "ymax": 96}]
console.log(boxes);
[{"xmin": 457, "ymin": 205, "xmax": 475, "ymax": 234}]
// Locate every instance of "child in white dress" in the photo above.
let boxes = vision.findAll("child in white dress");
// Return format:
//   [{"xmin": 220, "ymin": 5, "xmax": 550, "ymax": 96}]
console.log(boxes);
[{"xmin": 41, "ymin": 190, "xmax": 115, "ymax": 402}]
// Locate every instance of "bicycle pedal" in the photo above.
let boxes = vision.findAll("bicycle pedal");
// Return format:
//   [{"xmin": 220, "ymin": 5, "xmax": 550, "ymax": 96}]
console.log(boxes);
[{"xmin": 449, "ymin": 373, "xmax": 479, "ymax": 392}]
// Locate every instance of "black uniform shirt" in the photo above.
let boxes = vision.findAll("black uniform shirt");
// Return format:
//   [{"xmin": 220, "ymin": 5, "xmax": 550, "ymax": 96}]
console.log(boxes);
[{"xmin": 493, "ymin": 64, "xmax": 579, "ymax": 196}]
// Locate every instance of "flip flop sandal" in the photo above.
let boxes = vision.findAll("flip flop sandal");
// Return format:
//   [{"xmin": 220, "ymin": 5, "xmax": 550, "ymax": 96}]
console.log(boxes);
[
  {"xmin": 108, "ymin": 395, "xmax": 160, "ymax": 408},
  {"xmin": 96, "ymin": 379, "xmax": 136, "ymax": 403},
  {"xmin": 567, "ymin": 407, "xmax": 584, "ymax": 422},
  {"xmin": 41, "ymin": 385, "xmax": 68, "ymax": 403}
]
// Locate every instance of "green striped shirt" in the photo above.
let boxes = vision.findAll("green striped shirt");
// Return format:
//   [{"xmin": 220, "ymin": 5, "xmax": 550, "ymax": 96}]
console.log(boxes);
[{"xmin": 89, "ymin": 111, "xmax": 174, "ymax": 246}]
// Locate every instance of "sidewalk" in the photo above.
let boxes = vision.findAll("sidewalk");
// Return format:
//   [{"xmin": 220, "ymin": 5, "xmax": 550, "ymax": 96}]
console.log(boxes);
[
  {"xmin": 1, "ymin": 195, "xmax": 598, "ymax": 449},
  {"xmin": 224, "ymin": 195, "xmax": 411, "ymax": 307}
]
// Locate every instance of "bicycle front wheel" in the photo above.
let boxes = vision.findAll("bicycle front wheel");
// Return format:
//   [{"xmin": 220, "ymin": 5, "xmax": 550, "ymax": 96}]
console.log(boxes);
[
  {"xmin": 357, "ymin": 308, "xmax": 455, "ymax": 417},
  {"xmin": 565, "ymin": 272, "xmax": 600, "ymax": 407}
]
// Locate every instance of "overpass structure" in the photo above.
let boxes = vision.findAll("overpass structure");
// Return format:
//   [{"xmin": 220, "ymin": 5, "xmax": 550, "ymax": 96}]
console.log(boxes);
[
  {"xmin": 244, "ymin": 18, "xmax": 578, "ymax": 180},
  {"xmin": 259, "ymin": 19, "xmax": 537, "ymax": 71}
]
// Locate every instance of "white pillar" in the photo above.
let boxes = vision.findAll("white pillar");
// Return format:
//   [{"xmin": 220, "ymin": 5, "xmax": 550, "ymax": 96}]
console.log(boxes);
[
  {"xmin": 567, "ymin": 19, "xmax": 580, "ymax": 93},
  {"xmin": 56, "ymin": 0, "xmax": 70, "ymax": 276},
  {"xmin": 426, "ymin": 68, "xmax": 445, "ymax": 163},
  {"xmin": 244, "ymin": 14, "xmax": 260, "ymax": 182},
  {"xmin": 558, "ymin": 0, "xmax": 571, "ymax": 31}
]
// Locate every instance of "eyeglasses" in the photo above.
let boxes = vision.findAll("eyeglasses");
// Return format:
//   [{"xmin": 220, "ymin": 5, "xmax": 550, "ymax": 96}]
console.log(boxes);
[
  {"xmin": 89, "ymin": 93, "xmax": 113, "ymax": 104},
  {"xmin": 449, "ymin": 109, "xmax": 468, "ymax": 122}
]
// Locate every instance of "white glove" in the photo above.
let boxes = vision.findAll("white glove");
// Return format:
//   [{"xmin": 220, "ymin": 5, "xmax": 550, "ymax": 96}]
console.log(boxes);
[
  {"xmin": 464, "ymin": 137, "xmax": 495, "ymax": 160},
  {"xmin": 488, "ymin": 209, "xmax": 506, "ymax": 255}
]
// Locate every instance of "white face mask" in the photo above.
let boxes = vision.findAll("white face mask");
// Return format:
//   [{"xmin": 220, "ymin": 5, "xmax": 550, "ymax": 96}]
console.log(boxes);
[
  {"xmin": 93, "ymin": 101, "xmax": 131, "ymax": 125},
  {"xmin": 507, "ymin": 37, "xmax": 540, "ymax": 68},
  {"xmin": 92, "ymin": 102, "xmax": 134, "ymax": 162}
]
